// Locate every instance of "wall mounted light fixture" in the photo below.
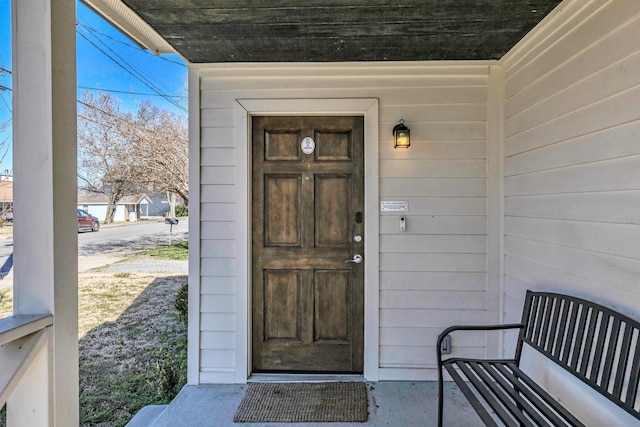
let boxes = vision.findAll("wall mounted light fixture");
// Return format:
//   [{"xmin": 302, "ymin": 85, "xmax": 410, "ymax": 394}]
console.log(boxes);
[{"xmin": 393, "ymin": 119, "xmax": 410, "ymax": 149}]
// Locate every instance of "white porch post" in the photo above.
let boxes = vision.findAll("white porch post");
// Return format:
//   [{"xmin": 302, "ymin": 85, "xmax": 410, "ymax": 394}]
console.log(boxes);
[{"xmin": 10, "ymin": 0, "xmax": 79, "ymax": 425}]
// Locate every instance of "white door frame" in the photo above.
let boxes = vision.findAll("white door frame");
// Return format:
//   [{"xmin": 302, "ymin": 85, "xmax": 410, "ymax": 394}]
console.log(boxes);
[{"xmin": 234, "ymin": 98, "xmax": 380, "ymax": 381}]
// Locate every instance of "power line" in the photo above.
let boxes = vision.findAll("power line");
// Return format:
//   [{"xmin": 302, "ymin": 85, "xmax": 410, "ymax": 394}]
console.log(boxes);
[
  {"xmin": 78, "ymin": 85, "xmax": 186, "ymax": 99},
  {"xmin": 77, "ymin": 99, "xmax": 133, "ymax": 124},
  {"xmin": 0, "ymin": 80, "xmax": 185, "ymax": 114},
  {"xmin": 77, "ymin": 21, "xmax": 184, "ymax": 102},
  {"xmin": 0, "ymin": 27, "xmax": 187, "ymax": 114},
  {"xmin": 77, "ymin": 31, "xmax": 186, "ymax": 112},
  {"xmin": 0, "ymin": 79, "xmax": 185, "ymax": 101},
  {"xmin": 1, "ymin": 27, "xmax": 186, "ymax": 111},
  {"xmin": 76, "ymin": 23, "xmax": 187, "ymax": 112},
  {"xmin": 0, "ymin": 82, "xmax": 11, "ymax": 112},
  {"xmin": 77, "ymin": 22, "xmax": 186, "ymax": 68}
]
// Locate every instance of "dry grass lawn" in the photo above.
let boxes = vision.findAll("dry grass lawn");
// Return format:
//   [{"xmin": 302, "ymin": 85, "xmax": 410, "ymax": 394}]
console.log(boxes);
[{"xmin": 0, "ymin": 271, "xmax": 187, "ymax": 427}]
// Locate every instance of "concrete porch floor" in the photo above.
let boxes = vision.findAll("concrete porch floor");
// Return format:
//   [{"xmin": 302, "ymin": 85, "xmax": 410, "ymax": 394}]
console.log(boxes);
[{"xmin": 130, "ymin": 381, "xmax": 483, "ymax": 426}]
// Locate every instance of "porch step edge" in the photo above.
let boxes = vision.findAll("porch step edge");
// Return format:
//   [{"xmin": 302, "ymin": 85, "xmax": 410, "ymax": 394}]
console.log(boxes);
[{"xmin": 126, "ymin": 404, "xmax": 168, "ymax": 427}]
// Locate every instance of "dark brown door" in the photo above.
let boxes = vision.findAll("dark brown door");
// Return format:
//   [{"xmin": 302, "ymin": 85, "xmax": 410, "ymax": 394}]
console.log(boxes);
[{"xmin": 252, "ymin": 116, "xmax": 364, "ymax": 373}]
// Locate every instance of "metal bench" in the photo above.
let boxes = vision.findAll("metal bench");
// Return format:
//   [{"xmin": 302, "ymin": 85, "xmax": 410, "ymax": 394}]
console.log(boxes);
[{"xmin": 437, "ymin": 290, "xmax": 640, "ymax": 426}]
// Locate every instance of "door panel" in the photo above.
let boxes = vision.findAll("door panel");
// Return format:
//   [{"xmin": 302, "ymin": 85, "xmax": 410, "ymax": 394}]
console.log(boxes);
[
  {"xmin": 315, "ymin": 175, "xmax": 350, "ymax": 248},
  {"xmin": 265, "ymin": 129, "xmax": 301, "ymax": 161},
  {"xmin": 315, "ymin": 130, "xmax": 352, "ymax": 161},
  {"xmin": 314, "ymin": 270, "xmax": 351, "ymax": 341},
  {"xmin": 265, "ymin": 175, "xmax": 301, "ymax": 247},
  {"xmin": 252, "ymin": 116, "xmax": 364, "ymax": 373},
  {"xmin": 264, "ymin": 270, "xmax": 300, "ymax": 340}
]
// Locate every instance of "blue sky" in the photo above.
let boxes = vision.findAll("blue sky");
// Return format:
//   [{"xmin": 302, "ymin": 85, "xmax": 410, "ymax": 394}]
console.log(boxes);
[{"xmin": 0, "ymin": 0, "xmax": 188, "ymax": 174}]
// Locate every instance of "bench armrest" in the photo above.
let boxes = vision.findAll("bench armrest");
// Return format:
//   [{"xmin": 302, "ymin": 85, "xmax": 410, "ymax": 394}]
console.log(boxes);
[{"xmin": 437, "ymin": 323, "xmax": 523, "ymax": 360}]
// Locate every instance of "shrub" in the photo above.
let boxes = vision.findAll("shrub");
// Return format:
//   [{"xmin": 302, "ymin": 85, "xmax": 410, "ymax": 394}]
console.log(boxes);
[
  {"xmin": 175, "ymin": 283, "xmax": 188, "ymax": 325},
  {"xmin": 175, "ymin": 205, "xmax": 188, "ymax": 217},
  {"xmin": 155, "ymin": 285, "xmax": 189, "ymax": 401},
  {"xmin": 156, "ymin": 344, "xmax": 186, "ymax": 401}
]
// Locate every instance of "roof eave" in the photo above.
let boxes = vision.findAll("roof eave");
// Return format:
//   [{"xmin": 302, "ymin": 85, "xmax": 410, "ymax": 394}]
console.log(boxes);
[{"xmin": 80, "ymin": 0, "xmax": 175, "ymax": 55}]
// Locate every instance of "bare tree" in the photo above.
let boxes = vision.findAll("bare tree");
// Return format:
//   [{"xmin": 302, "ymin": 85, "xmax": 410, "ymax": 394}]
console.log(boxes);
[
  {"xmin": 132, "ymin": 102, "xmax": 188, "ymax": 205},
  {"xmin": 0, "ymin": 67, "xmax": 12, "ymax": 170},
  {"xmin": 78, "ymin": 92, "xmax": 188, "ymax": 223},
  {"xmin": 77, "ymin": 92, "xmax": 140, "ymax": 223}
]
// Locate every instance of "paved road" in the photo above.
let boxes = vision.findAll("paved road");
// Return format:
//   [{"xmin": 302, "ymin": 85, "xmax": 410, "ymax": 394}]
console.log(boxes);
[
  {"xmin": 78, "ymin": 219, "xmax": 188, "ymax": 266},
  {"xmin": 0, "ymin": 219, "xmax": 188, "ymax": 289}
]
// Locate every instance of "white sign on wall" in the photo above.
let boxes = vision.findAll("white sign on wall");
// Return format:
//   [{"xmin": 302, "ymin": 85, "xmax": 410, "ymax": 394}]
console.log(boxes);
[{"xmin": 380, "ymin": 201, "xmax": 408, "ymax": 212}]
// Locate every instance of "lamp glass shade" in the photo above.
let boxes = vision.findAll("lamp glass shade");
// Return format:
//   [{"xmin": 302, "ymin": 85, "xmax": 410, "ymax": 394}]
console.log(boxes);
[{"xmin": 393, "ymin": 121, "xmax": 410, "ymax": 149}]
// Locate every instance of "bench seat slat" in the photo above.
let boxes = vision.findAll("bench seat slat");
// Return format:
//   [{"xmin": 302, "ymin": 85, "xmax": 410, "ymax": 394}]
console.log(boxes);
[
  {"xmin": 443, "ymin": 362, "xmax": 500, "ymax": 427},
  {"xmin": 504, "ymin": 362, "xmax": 586, "ymax": 427},
  {"xmin": 479, "ymin": 361, "xmax": 567, "ymax": 427},
  {"xmin": 468, "ymin": 361, "xmax": 537, "ymax": 427},
  {"xmin": 455, "ymin": 361, "xmax": 524, "ymax": 426},
  {"xmin": 443, "ymin": 359, "xmax": 586, "ymax": 427},
  {"xmin": 446, "ymin": 362, "xmax": 513, "ymax": 425}
]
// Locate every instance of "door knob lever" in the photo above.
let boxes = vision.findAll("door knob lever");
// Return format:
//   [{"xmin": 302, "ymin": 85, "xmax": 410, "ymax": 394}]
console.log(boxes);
[{"xmin": 345, "ymin": 254, "xmax": 363, "ymax": 264}]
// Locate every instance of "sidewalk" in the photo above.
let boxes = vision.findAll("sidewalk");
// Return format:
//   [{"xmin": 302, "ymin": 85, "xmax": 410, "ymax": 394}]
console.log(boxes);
[{"xmin": 0, "ymin": 250, "xmax": 130, "ymax": 290}]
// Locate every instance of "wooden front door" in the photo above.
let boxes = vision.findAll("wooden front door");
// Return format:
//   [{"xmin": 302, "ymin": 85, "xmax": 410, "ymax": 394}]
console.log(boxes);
[{"xmin": 252, "ymin": 116, "xmax": 365, "ymax": 373}]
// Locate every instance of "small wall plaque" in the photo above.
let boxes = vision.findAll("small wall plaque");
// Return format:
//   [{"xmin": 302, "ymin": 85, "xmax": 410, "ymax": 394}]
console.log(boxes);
[
  {"xmin": 381, "ymin": 201, "xmax": 408, "ymax": 212},
  {"xmin": 301, "ymin": 137, "xmax": 315, "ymax": 154}
]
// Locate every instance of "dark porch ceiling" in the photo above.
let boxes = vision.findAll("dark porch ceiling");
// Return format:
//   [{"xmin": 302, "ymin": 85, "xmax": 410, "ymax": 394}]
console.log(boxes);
[{"xmin": 121, "ymin": 0, "xmax": 563, "ymax": 63}]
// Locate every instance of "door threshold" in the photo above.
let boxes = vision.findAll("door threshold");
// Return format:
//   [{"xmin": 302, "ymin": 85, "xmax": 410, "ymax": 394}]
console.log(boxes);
[{"xmin": 248, "ymin": 373, "xmax": 365, "ymax": 383}]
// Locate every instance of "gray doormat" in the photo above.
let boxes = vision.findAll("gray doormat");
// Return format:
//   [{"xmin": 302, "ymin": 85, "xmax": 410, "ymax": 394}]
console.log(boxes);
[{"xmin": 234, "ymin": 382, "xmax": 368, "ymax": 423}]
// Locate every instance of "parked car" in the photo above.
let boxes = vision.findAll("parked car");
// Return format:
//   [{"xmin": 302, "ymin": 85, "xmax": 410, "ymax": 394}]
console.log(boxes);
[
  {"xmin": 77, "ymin": 209, "xmax": 99, "ymax": 232},
  {"xmin": 0, "ymin": 208, "xmax": 13, "ymax": 224}
]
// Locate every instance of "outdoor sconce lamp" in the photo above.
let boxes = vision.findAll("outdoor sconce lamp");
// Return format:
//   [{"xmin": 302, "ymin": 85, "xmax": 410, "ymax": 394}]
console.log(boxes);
[{"xmin": 393, "ymin": 119, "xmax": 410, "ymax": 149}]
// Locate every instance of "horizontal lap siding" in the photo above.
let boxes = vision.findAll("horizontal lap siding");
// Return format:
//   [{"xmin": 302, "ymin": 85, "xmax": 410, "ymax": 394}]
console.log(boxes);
[
  {"xmin": 199, "ymin": 101, "xmax": 237, "ymax": 381},
  {"xmin": 502, "ymin": 1, "xmax": 640, "ymax": 336},
  {"xmin": 377, "ymin": 68, "xmax": 488, "ymax": 370},
  {"xmin": 197, "ymin": 63, "xmax": 490, "ymax": 378}
]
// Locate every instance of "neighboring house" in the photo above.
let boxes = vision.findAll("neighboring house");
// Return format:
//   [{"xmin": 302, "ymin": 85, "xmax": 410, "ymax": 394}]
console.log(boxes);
[
  {"xmin": 6, "ymin": 1, "xmax": 640, "ymax": 425},
  {"xmin": 143, "ymin": 193, "xmax": 170, "ymax": 218},
  {"xmin": 142, "ymin": 191, "xmax": 185, "ymax": 218},
  {"xmin": 77, "ymin": 192, "xmax": 152, "ymax": 222}
]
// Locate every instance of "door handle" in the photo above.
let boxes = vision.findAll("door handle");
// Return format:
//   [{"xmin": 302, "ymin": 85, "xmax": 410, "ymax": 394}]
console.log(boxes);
[{"xmin": 345, "ymin": 254, "xmax": 363, "ymax": 264}]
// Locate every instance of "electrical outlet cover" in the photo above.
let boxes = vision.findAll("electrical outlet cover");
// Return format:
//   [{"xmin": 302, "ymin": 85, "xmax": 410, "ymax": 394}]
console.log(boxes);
[{"xmin": 441, "ymin": 336, "xmax": 452, "ymax": 355}]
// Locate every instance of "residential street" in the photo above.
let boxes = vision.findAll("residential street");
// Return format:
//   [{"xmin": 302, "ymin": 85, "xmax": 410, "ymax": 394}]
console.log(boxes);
[{"xmin": 0, "ymin": 219, "xmax": 188, "ymax": 289}]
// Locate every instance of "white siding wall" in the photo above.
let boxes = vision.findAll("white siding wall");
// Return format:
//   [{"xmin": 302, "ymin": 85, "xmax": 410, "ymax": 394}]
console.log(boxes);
[
  {"xmin": 502, "ymin": 0, "xmax": 640, "ymax": 347},
  {"xmin": 194, "ymin": 62, "xmax": 493, "ymax": 382}
]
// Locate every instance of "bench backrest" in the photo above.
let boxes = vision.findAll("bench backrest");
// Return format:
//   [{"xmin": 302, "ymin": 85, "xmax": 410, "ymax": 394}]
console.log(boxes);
[{"xmin": 515, "ymin": 291, "xmax": 640, "ymax": 420}]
